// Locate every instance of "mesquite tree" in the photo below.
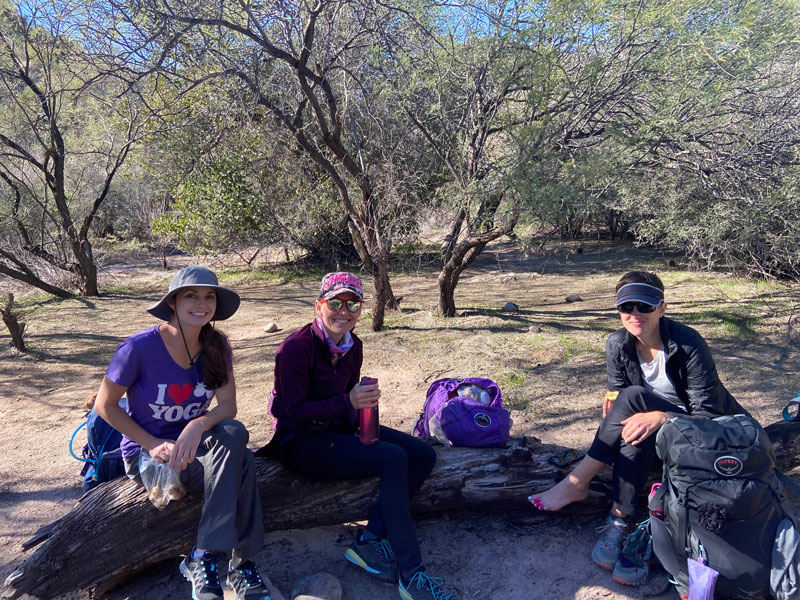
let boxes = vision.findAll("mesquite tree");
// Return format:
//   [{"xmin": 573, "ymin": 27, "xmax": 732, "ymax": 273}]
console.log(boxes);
[
  {"xmin": 120, "ymin": 0, "xmax": 419, "ymax": 330},
  {"xmin": 0, "ymin": 0, "xmax": 154, "ymax": 296}
]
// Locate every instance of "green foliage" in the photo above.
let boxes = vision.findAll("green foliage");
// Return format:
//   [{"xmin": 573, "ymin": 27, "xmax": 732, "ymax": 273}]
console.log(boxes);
[
  {"xmin": 153, "ymin": 160, "xmax": 272, "ymax": 253},
  {"xmin": 4, "ymin": 0, "xmax": 800, "ymax": 288}
]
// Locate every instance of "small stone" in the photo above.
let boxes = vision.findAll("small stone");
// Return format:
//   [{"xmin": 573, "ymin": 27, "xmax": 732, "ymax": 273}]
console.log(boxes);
[
  {"xmin": 565, "ymin": 294, "xmax": 582, "ymax": 303},
  {"xmin": 528, "ymin": 325, "xmax": 542, "ymax": 333},
  {"xmin": 263, "ymin": 322, "xmax": 278, "ymax": 333},
  {"xmin": 291, "ymin": 571, "xmax": 342, "ymax": 600},
  {"xmin": 503, "ymin": 302, "xmax": 519, "ymax": 312}
]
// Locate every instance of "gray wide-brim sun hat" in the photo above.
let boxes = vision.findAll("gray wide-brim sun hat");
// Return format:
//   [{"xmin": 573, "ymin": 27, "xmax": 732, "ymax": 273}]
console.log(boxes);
[{"xmin": 147, "ymin": 266, "xmax": 241, "ymax": 321}]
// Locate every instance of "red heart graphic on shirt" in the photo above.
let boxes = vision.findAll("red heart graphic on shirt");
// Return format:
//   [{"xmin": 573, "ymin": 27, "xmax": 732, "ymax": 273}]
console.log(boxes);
[{"xmin": 167, "ymin": 383, "xmax": 194, "ymax": 405}]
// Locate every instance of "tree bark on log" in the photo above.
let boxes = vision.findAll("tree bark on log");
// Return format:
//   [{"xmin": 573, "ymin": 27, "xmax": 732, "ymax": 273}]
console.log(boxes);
[{"xmin": 4, "ymin": 425, "xmax": 799, "ymax": 600}]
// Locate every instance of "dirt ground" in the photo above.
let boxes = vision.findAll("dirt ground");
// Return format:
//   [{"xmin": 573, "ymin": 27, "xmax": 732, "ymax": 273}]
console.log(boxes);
[{"xmin": 1, "ymin": 240, "xmax": 799, "ymax": 600}]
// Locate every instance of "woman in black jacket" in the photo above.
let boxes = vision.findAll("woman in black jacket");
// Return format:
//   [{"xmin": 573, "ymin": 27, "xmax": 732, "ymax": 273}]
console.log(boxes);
[{"xmin": 528, "ymin": 271, "xmax": 745, "ymax": 584}]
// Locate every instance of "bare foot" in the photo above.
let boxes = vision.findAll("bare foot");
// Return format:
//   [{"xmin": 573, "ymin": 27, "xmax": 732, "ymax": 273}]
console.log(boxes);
[{"xmin": 528, "ymin": 474, "xmax": 590, "ymax": 511}]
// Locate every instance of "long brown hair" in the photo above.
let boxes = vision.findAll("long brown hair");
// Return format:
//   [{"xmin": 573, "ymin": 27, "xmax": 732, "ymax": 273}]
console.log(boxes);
[{"xmin": 199, "ymin": 324, "xmax": 230, "ymax": 389}]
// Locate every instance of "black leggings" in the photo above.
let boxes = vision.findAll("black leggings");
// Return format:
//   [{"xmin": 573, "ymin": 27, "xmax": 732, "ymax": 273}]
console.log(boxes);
[
  {"xmin": 278, "ymin": 426, "xmax": 436, "ymax": 576},
  {"xmin": 587, "ymin": 386, "xmax": 686, "ymax": 516}
]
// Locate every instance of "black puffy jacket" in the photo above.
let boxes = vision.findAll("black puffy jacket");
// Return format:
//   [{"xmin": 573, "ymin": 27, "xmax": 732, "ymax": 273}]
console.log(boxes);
[{"xmin": 605, "ymin": 316, "xmax": 747, "ymax": 417}]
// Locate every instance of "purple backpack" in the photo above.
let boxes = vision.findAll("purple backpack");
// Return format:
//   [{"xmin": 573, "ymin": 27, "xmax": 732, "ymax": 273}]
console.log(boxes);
[{"xmin": 413, "ymin": 377, "xmax": 512, "ymax": 448}]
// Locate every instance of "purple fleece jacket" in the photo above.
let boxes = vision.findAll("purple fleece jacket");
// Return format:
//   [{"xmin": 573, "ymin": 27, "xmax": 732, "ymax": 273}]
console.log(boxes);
[{"xmin": 269, "ymin": 322, "xmax": 362, "ymax": 444}]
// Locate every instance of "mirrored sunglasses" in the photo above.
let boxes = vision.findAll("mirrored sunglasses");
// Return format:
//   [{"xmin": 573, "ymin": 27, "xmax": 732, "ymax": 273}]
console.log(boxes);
[
  {"xmin": 617, "ymin": 302, "xmax": 659, "ymax": 314},
  {"xmin": 322, "ymin": 298, "xmax": 362, "ymax": 312}
]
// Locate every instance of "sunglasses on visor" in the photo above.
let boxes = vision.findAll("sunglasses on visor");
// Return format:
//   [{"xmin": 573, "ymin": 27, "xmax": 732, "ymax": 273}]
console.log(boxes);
[
  {"xmin": 321, "ymin": 298, "xmax": 362, "ymax": 312},
  {"xmin": 617, "ymin": 302, "xmax": 660, "ymax": 314}
]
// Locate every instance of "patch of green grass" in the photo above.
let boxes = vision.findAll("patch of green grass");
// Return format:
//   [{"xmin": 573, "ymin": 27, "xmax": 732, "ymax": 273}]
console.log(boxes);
[
  {"xmin": 498, "ymin": 369, "xmax": 537, "ymax": 411},
  {"xmin": 218, "ymin": 266, "xmax": 326, "ymax": 286},
  {"xmin": 96, "ymin": 235, "xmax": 150, "ymax": 251},
  {"xmin": 682, "ymin": 308, "xmax": 760, "ymax": 338},
  {"xmin": 711, "ymin": 277, "xmax": 783, "ymax": 296},
  {"xmin": 15, "ymin": 292, "xmax": 58, "ymax": 310},
  {"xmin": 556, "ymin": 334, "xmax": 599, "ymax": 360},
  {"xmin": 391, "ymin": 241, "xmax": 440, "ymax": 257},
  {"xmin": 102, "ymin": 283, "xmax": 151, "ymax": 296},
  {"xmin": 503, "ymin": 370, "xmax": 527, "ymax": 388}
]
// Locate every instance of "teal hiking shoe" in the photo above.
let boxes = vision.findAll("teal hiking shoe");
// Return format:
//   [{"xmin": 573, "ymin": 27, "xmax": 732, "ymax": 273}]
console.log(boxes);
[
  {"xmin": 398, "ymin": 570, "xmax": 459, "ymax": 600},
  {"xmin": 344, "ymin": 535, "xmax": 397, "ymax": 582},
  {"xmin": 179, "ymin": 549, "xmax": 223, "ymax": 600},
  {"xmin": 613, "ymin": 520, "xmax": 652, "ymax": 586},
  {"xmin": 591, "ymin": 515, "xmax": 630, "ymax": 571},
  {"xmin": 227, "ymin": 560, "xmax": 271, "ymax": 599}
]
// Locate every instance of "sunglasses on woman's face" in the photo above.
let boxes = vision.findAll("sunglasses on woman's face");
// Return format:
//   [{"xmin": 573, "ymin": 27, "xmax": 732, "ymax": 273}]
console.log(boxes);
[
  {"xmin": 321, "ymin": 298, "xmax": 362, "ymax": 312},
  {"xmin": 617, "ymin": 302, "xmax": 659, "ymax": 314}
]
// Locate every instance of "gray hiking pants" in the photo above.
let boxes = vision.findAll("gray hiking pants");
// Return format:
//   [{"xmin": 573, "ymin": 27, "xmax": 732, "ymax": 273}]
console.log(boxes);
[{"xmin": 125, "ymin": 419, "xmax": 264, "ymax": 566}]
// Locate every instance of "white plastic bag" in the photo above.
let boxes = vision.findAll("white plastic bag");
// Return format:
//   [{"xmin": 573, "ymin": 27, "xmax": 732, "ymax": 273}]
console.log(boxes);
[
  {"xmin": 138, "ymin": 451, "xmax": 186, "ymax": 510},
  {"xmin": 427, "ymin": 415, "xmax": 452, "ymax": 447}
]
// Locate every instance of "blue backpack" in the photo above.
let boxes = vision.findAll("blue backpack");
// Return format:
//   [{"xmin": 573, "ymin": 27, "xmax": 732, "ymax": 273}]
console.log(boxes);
[
  {"xmin": 413, "ymin": 377, "xmax": 512, "ymax": 448},
  {"xmin": 69, "ymin": 406, "xmax": 125, "ymax": 492}
]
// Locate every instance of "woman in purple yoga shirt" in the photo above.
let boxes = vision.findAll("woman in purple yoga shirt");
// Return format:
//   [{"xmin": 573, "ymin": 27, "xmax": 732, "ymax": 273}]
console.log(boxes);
[{"xmin": 95, "ymin": 266, "xmax": 270, "ymax": 600}]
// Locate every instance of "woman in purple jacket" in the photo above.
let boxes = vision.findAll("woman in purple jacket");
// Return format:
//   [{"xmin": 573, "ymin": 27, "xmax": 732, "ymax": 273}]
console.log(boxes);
[{"xmin": 268, "ymin": 272, "xmax": 458, "ymax": 600}]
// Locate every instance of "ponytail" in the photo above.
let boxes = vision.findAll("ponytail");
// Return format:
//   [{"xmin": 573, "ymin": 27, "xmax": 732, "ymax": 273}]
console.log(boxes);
[{"xmin": 199, "ymin": 324, "xmax": 230, "ymax": 389}]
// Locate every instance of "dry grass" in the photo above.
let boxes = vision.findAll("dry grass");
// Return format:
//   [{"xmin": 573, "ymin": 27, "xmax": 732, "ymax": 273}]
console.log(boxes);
[{"xmin": 1, "ymin": 239, "xmax": 799, "ymax": 600}]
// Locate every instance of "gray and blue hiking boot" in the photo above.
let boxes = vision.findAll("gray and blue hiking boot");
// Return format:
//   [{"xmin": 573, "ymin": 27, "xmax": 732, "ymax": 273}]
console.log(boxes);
[
  {"xmin": 179, "ymin": 549, "xmax": 223, "ymax": 600},
  {"xmin": 227, "ymin": 560, "xmax": 271, "ymax": 600},
  {"xmin": 344, "ymin": 534, "xmax": 397, "ymax": 582},
  {"xmin": 612, "ymin": 520, "xmax": 652, "ymax": 585},
  {"xmin": 398, "ymin": 570, "xmax": 460, "ymax": 600},
  {"xmin": 591, "ymin": 514, "xmax": 631, "ymax": 570}
]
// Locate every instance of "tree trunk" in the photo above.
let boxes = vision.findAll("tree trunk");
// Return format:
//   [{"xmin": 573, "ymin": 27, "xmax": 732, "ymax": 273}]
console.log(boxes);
[
  {"xmin": 346, "ymin": 220, "xmax": 396, "ymax": 332},
  {"xmin": 437, "ymin": 195, "xmax": 518, "ymax": 318},
  {"xmin": 0, "ymin": 250, "xmax": 74, "ymax": 299},
  {"xmin": 76, "ymin": 238, "xmax": 99, "ymax": 296},
  {"xmin": 437, "ymin": 266, "xmax": 459, "ymax": 317},
  {"xmin": 1, "ymin": 293, "xmax": 26, "ymax": 352},
  {"xmin": 437, "ymin": 241, "xmax": 488, "ymax": 318},
  {"xmin": 5, "ymin": 424, "xmax": 799, "ymax": 600}
]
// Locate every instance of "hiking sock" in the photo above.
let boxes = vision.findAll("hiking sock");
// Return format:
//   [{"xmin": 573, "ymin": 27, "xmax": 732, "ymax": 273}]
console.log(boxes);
[{"xmin": 611, "ymin": 515, "xmax": 629, "ymax": 528}]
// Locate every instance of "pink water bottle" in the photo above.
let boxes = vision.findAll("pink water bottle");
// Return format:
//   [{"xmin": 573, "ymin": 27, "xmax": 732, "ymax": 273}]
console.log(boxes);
[{"xmin": 359, "ymin": 376, "xmax": 379, "ymax": 445}]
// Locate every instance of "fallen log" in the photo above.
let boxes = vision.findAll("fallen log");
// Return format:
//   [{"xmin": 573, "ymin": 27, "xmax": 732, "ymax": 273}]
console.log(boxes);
[
  {"xmin": 3, "ymin": 436, "xmax": 589, "ymax": 599},
  {"xmin": 4, "ymin": 423, "xmax": 799, "ymax": 600}
]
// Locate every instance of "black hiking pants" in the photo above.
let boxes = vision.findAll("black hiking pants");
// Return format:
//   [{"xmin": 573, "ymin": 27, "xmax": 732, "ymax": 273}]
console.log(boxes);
[
  {"xmin": 278, "ymin": 426, "xmax": 436, "ymax": 578},
  {"xmin": 587, "ymin": 386, "xmax": 687, "ymax": 516}
]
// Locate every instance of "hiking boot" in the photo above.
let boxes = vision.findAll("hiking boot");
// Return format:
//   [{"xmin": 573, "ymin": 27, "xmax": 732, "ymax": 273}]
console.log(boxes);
[
  {"xmin": 227, "ymin": 560, "xmax": 271, "ymax": 600},
  {"xmin": 179, "ymin": 550, "xmax": 223, "ymax": 600},
  {"xmin": 591, "ymin": 515, "xmax": 630, "ymax": 570},
  {"xmin": 398, "ymin": 570, "xmax": 460, "ymax": 600},
  {"xmin": 344, "ymin": 535, "xmax": 397, "ymax": 582},
  {"xmin": 613, "ymin": 552, "xmax": 649, "ymax": 585},
  {"xmin": 612, "ymin": 520, "xmax": 652, "ymax": 585}
]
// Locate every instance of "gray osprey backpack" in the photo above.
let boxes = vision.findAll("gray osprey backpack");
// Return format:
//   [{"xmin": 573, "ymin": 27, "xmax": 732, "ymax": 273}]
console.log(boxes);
[{"xmin": 649, "ymin": 414, "xmax": 799, "ymax": 599}]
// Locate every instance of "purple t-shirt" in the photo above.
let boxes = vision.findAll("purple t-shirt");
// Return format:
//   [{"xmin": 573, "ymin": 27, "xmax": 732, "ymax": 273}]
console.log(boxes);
[{"xmin": 107, "ymin": 326, "xmax": 230, "ymax": 458}]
